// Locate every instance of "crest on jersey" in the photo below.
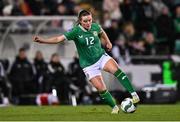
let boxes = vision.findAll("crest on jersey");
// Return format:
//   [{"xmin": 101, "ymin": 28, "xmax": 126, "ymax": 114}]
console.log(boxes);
[{"xmin": 93, "ymin": 31, "xmax": 98, "ymax": 36}]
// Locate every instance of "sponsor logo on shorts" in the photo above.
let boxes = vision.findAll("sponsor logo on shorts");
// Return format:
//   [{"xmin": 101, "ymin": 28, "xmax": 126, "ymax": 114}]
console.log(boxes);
[
  {"xmin": 86, "ymin": 73, "xmax": 90, "ymax": 79},
  {"xmin": 104, "ymin": 53, "xmax": 108, "ymax": 56}
]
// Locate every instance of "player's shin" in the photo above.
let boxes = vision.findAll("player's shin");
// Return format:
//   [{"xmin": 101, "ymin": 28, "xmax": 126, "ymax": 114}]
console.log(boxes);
[
  {"xmin": 114, "ymin": 69, "xmax": 135, "ymax": 93},
  {"xmin": 99, "ymin": 90, "xmax": 116, "ymax": 108},
  {"xmin": 114, "ymin": 69, "xmax": 140, "ymax": 103}
]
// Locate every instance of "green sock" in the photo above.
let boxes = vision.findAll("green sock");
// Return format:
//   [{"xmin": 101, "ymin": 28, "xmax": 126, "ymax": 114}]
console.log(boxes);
[
  {"xmin": 99, "ymin": 90, "xmax": 116, "ymax": 108},
  {"xmin": 114, "ymin": 69, "xmax": 135, "ymax": 93}
]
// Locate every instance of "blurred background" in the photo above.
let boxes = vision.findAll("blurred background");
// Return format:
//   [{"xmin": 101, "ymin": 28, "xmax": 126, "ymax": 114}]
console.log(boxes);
[{"xmin": 0, "ymin": 0, "xmax": 180, "ymax": 106}]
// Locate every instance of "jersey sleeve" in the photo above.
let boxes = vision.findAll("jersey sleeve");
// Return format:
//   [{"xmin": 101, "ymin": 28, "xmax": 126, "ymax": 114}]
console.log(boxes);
[{"xmin": 64, "ymin": 28, "xmax": 77, "ymax": 41}]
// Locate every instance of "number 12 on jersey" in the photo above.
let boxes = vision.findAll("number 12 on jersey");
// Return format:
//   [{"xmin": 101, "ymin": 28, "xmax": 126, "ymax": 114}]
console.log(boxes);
[{"xmin": 85, "ymin": 37, "xmax": 94, "ymax": 46}]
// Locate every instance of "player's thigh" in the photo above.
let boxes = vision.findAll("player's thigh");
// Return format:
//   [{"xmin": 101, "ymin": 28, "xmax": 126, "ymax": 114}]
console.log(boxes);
[
  {"xmin": 83, "ymin": 66, "xmax": 101, "ymax": 80},
  {"xmin": 89, "ymin": 75, "xmax": 107, "ymax": 91},
  {"xmin": 103, "ymin": 58, "xmax": 119, "ymax": 74}
]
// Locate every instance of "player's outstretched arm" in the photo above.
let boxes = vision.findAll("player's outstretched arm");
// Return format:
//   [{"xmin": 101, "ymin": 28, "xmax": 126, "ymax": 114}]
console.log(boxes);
[
  {"xmin": 33, "ymin": 35, "xmax": 66, "ymax": 44},
  {"xmin": 100, "ymin": 29, "xmax": 112, "ymax": 51}
]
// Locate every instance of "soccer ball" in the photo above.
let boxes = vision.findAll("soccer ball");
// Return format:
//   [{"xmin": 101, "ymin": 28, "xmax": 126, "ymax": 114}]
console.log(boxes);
[{"xmin": 120, "ymin": 98, "xmax": 136, "ymax": 113}]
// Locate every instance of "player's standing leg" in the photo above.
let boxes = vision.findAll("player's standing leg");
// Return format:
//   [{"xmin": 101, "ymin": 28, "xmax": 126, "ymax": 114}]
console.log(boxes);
[{"xmin": 89, "ymin": 76, "xmax": 119, "ymax": 114}]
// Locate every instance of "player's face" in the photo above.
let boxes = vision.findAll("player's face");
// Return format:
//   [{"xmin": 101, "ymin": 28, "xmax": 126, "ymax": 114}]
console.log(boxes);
[{"xmin": 80, "ymin": 15, "xmax": 92, "ymax": 30}]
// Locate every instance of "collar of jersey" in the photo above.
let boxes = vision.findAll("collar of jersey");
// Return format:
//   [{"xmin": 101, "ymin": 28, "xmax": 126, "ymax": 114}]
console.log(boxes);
[{"xmin": 78, "ymin": 24, "xmax": 91, "ymax": 32}]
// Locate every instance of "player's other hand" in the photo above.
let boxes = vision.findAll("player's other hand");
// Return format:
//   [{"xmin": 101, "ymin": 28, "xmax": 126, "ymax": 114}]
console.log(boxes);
[
  {"xmin": 106, "ymin": 43, "xmax": 112, "ymax": 51},
  {"xmin": 33, "ymin": 36, "xmax": 43, "ymax": 43}
]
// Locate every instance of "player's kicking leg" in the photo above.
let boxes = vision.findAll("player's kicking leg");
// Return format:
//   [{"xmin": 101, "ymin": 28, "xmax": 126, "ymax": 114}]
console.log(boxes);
[{"xmin": 103, "ymin": 58, "xmax": 140, "ymax": 104}]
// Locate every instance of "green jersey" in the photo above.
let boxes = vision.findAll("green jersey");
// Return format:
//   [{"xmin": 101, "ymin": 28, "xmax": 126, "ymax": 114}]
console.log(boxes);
[{"xmin": 64, "ymin": 23, "xmax": 105, "ymax": 68}]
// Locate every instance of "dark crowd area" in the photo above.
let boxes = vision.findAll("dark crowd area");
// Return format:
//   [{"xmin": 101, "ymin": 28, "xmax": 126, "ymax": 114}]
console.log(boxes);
[
  {"xmin": 1, "ymin": 0, "xmax": 180, "ymax": 58},
  {"xmin": 0, "ymin": 48, "xmax": 95, "ymax": 106}
]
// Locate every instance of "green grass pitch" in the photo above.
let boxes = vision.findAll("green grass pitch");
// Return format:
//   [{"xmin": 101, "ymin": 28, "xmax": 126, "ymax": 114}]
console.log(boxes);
[{"xmin": 0, "ymin": 105, "xmax": 180, "ymax": 121}]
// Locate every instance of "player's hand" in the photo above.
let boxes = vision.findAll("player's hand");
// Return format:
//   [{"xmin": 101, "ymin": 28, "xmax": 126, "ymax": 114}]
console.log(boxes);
[
  {"xmin": 33, "ymin": 36, "xmax": 44, "ymax": 43},
  {"xmin": 106, "ymin": 43, "xmax": 112, "ymax": 51}
]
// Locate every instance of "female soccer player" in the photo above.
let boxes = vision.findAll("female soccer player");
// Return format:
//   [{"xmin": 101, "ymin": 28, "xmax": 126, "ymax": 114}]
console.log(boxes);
[{"xmin": 33, "ymin": 10, "xmax": 140, "ymax": 114}]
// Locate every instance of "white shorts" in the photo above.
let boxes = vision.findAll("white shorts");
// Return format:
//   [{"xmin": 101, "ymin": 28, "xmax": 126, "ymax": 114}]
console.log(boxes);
[{"xmin": 83, "ymin": 53, "xmax": 112, "ymax": 80}]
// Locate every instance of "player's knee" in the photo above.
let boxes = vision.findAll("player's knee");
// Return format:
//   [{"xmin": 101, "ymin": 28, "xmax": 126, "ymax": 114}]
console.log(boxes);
[
  {"xmin": 114, "ymin": 69, "xmax": 122, "ymax": 76},
  {"xmin": 97, "ymin": 87, "xmax": 107, "ymax": 92},
  {"xmin": 94, "ymin": 83, "xmax": 106, "ymax": 91}
]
